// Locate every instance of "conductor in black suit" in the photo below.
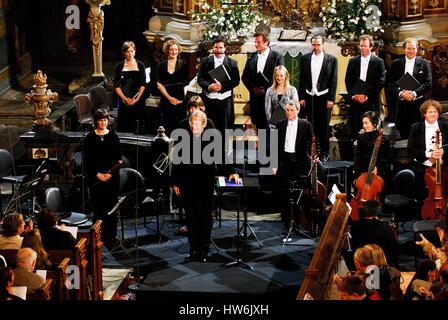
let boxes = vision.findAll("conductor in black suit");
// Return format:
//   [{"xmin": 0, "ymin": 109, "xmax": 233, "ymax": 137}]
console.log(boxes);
[
  {"xmin": 197, "ymin": 36, "xmax": 240, "ymax": 135},
  {"xmin": 299, "ymin": 35, "xmax": 338, "ymax": 157},
  {"xmin": 388, "ymin": 37, "xmax": 432, "ymax": 139},
  {"xmin": 407, "ymin": 99, "xmax": 448, "ymax": 202},
  {"xmin": 242, "ymin": 29, "xmax": 284, "ymax": 130},
  {"xmin": 273, "ymin": 100, "xmax": 314, "ymax": 232},
  {"xmin": 345, "ymin": 35, "xmax": 386, "ymax": 138}
]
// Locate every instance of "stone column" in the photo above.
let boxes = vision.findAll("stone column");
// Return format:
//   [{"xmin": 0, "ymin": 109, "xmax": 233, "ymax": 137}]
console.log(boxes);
[{"xmin": 85, "ymin": 0, "xmax": 111, "ymax": 78}]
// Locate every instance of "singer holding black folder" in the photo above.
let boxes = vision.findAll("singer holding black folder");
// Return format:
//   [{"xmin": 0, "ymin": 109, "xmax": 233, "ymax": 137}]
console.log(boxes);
[
  {"xmin": 197, "ymin": 36, "xmax": 240, "ymax": 135},
  {"xmin": 156, "ymin": 39, "xmax": 189, "ymax": 137},
  {"xmin": 114, "ymin": 41, "xmax": 146, "ymax": 134},
  {"xmin": 84, "ymin": 109, "xmax": 121, "ymax": 242},
  {"xmin": 388, "ymin": 38, "xmax": 432, "ymax": 139},
  {"xmin": 345, "ymin": 35, "xmax": 385, "ymax": 138}
]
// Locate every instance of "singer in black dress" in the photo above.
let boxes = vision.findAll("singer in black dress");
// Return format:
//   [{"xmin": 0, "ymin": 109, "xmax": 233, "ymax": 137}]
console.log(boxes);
[
  {"xmin": 156, "ymin": 39, "xmax": 189, "ymax": 137},
  {"xmin": 114, "ymin": 41, "xmax": 146, "ymax": 134},
  {"xmin": 84, "ymin": 109, "xmax": 121, "ymax": 241}
]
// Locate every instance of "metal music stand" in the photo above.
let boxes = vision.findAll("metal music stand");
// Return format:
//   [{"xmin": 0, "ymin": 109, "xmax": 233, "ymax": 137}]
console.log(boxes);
[
  {"xmin": 282, "ymin": 180, "xmax": 315, "ymax": 247},
  {"xmin": 219, "ymin": 177, "xmax": 259, "ymax": 270},
  {"xmin": 104, "ymin": 195, "xmax": 132, "ymax": 257}
]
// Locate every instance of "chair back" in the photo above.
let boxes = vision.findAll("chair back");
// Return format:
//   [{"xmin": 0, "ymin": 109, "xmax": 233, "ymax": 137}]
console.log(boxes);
[
  {"xmin": 118, "ymin": 168, "xmax": 145, "ymax": 217},
  {"xmin": 45, "ymin": 187, "xmax": 63, "ymax": 212},
  {"xmin": 89, "ymin": 86, "xmax": 111, "ymax": 111},
  {"xmin": 0, "ymin": 148, "xmax": 12, "ymax": 177},
  {"xmin": 393, "ymin": 169, "xmax": 415, "ymax": 198},
  {"xmin": 73, "ymin": 94, "xmax": 93, "ymax": 123}
]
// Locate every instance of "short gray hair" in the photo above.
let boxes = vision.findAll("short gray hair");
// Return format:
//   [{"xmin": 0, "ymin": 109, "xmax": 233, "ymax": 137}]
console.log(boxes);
[
  {"xmin": 17, "ymin": 248, "xmax": 37, "ymax": 266},
  {"xmin": 286, "ymin": 100, "xmax": 300, "ymax": 111}
]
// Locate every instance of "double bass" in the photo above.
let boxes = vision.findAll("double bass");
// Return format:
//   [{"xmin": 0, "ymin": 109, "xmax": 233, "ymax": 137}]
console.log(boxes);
[
  {"xmin": 421, "ymin": 129, "xmax": 447, "ymax": 220},
  {"xmin": 349, "ymin": 129, "xmax": 384, "ymax": 221},
  {"xmin": 300, "ymin": 137, "xmax": 327, "ymax": 236}
]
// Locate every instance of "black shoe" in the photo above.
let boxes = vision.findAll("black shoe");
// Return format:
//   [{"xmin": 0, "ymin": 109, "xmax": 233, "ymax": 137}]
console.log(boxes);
[
  {"xmin": 184, "ymin": 251, "xmax": 197, "ymax": 262},
  {"xmin": 198, "ymin": 252, "xmax": 208, "ymax": 263}
]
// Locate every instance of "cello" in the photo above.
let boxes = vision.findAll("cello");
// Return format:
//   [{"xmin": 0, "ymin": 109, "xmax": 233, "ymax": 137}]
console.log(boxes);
[
  {"xmin": 421, "ymin": 129, "xmax": 447, "ymax": 220},
  {"xmin": 349, "ymin": 129, "xmax": 384, "ymax": 220},
  {"xmin": 300, "ymin": 137, "xmax": 327, "ymax": 236}
]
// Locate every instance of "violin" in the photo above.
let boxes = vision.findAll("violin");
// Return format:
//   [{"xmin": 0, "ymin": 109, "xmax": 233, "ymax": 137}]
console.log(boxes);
[
  {"xmin": 421, "ymin": 129, "xmax": 447, "ymax": 220},
  {"xmin": 300, "ymin": 137, "xmax": 327, "ymax": 236},
  {"xmin": 349, "ymin": 129, "xmax": 384, "ymax": 221}
]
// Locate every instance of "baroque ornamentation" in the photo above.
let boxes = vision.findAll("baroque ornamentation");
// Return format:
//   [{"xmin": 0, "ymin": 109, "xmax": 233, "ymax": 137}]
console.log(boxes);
[
  {"xmin": 409, "ymin": 0, "xmax": 419, "ymax": 15},
  {"xmin": 24, "ymin": 70, "xmax": 59, "ymax": 126},
  {"xmin": 433, "ymin": 43, "xmax": 448, "ymax": 89},
  {"xmin": 428, "ymin": 0, "xmax": 439, "ymax": 8}
]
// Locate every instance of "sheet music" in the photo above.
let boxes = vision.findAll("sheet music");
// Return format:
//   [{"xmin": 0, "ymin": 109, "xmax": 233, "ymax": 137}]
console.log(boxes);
[
  {"xmin": 11, "ymin": 286, "xmax": 27, "ymax": 300},
  {"xmin": 58, "ymin": 225, "xmax": 78, "ymax": 239},
  {"xmin": 36, "ymin": 269, "xmax": 47, "ymax": 281}
]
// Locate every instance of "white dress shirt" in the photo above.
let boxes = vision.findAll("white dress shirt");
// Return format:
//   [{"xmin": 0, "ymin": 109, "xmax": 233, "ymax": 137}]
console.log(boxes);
[
  {"xmin": 206, "ymin": 55, "xmax": 231, "ymax": 100},
  {"xmin": 284, "ymin": 118, "xmax": 298, "ymax": 153},
  {"xmin": 306, "ymin": 52, "xmax": 328, "ymax": 96},
  {"xmin": 360, "ymin": 54, "xmax": 371, "ymax": 82},
  {"xmin": 257, "ymin": 48, "xmax": 270, "ymax": 74},
  {"xmin": 424, "ymin": 120, "xmax": 440, "ymax": 167}
]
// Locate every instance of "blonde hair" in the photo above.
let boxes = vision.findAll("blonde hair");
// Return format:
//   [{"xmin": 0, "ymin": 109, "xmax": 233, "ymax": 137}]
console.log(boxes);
[
  {"xmin": 189, "ymin": 109, "xmax": 207, "ymax": 127},
  {"xmin": 364, "ymin": 244, "xmax": 388, "ymax": 268},
  {"xmin": 163, "ymin": 39, "xmax": 182, "ymax": 57},
  {"xmin": 271, "ymin": 65, "xmax": 291, "ymax": 91}
]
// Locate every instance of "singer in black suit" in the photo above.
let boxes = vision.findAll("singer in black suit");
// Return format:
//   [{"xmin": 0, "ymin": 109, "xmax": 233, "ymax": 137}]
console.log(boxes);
[
  {"xmin": 407, "ymin": 100, "xmax": 448, "ymax": 202},
  {"xmin": 273, "ymin": 101, "xmax": 314, "ymax": 231},
  {"xmin": 345, "ymin": 35, "xmax": 386, "ymax": 138},
  {"xmin": 197, "ymin": 36, "xmax": 240, "ymax": 135},
  {"xmin": 299, "ymin": 35, "xmax": 338, "ymax": 157},
  {"xmin": 242, "ymin": 30, "xmax": 284, "ymax": 130},
  {"xmin": 388, "ymin": 38, "xmax": 432, "ymax": 139}
]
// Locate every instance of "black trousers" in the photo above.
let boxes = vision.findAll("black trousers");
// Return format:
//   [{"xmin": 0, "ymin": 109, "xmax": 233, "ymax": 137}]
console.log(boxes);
[
  {"xmin": 395, "ymin": 98, "xmax": 424, "ymax": 140},
  {"xmin": 203, "ymin": 95, "xmax": 233, "ymax": 135},
  {"xmin": 249, "ymin": 94, "xmax": 267, "ymax": 130},
  {"xmin": 304, "ymin": 93, "xmax": 331, "ymax": 155},
  {"xmin": 182, "ymin": 186, "xmax": 214, "ymax": 255},
  {"xmin": 90, "ymin": 181, "xmax": 118, "ymax": 240}
]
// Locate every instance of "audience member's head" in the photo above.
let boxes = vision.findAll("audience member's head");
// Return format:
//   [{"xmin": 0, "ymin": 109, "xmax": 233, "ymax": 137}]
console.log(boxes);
[
  {"xmin": 0, "ymin": 266, "xmax": 14, "ymax": 299},
  {"xmin": 414, "ymin": 259, "xmax": 437, "ymax": 282},
  {"xmin": 338, "ymin": 275, "xmax": 367, "ymax": 300},
  {"xmin": 187, "ymin": 95, "xmax": 205, "ymax": 114},
  {"xmin": 364, "ymin": 244, "xmax": 388, "ymax": 268},
  {"xmin": 360, "ymin": 200, "xmax": 381, "ymax": 219},
  {"xmin": 36, "ymin": 208, "xmax": 58, "ymax": 231},
  {"xmin": 16, "ymin": 248, "xmax": 37, "ymax": 272},
  {"xmin": 0, "ymin": 213, "xmax": 25, "ymax": 237},
  {"xmin": 21, "ymin": 229, "xmax": 51, "ymax": 269},
  {"xmin": 354, "ymin": 247, "xmax": 374, "ymax": 272}
]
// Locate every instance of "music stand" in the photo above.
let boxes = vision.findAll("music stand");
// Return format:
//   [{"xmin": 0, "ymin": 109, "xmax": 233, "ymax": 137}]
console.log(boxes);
[
  {"xmin": 218, "ymin": 177, "xmax": 259, "ymax": 270},
  {"xmin": 104, "ymin": 195, "xmax": 132, "ymax": 257},
  {"xmin": 282, "ymin": 180, "xmax": 315, "ymax": 247}
]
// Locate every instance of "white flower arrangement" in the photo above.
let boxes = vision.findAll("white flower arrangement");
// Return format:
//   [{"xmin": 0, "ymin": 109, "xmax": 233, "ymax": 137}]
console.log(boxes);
[
  {"xmin": 319, "ymin": 0, "xmax": 384, "ymax": 44},
  {"xmin": 190, "ymin": 0, "xmax": 267, "ymax": 41}
]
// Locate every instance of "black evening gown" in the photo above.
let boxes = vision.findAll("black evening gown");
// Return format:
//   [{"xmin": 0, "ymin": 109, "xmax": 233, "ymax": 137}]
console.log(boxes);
[
  {"xmin": 114, "ymin": 60, "xmax": 146, "ymax": 134},
  {"xmin": 156, "ymin": 58, "xmax": 188, "ymax": 137},
  {"xmin": 84, "ymin": 130, "xmax": 121, "ymax": 240}
]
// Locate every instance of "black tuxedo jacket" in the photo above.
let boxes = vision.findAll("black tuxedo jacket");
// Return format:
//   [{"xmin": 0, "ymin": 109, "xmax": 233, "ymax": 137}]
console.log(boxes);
[
  {"xmin": 407, "ymin": 120, "xmax": 448, "ymax": 164},
  {"xmin": 276, "ymin": 118, "xmax": 314, "ymax": 171},
  {"xmin": 242, "ymin": 49, "xmax": 284, "ymax": 93},
  {"xmin": 299, "ymin": 52, "xmax": 338, "ymax": 102},
  {"xmin": 388, "ymin": 56, "xmax": 432, "ymax": 101},
  {"xmin": 197, "ymin": 55, "xmax": 240, "ymax": 94},
  {"xmin": 345, "ymin": 54, "xmax": 386, "ymax": 109}
]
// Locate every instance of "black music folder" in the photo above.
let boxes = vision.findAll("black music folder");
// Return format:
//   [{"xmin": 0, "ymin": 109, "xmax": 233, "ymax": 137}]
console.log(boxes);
[
  {"xmin": 348, "ymin": 79, "xmax": 370, "ymax": 96},
  {"xmin": 164, "ymin": 82, "xmax": 185, "ymax": 100},
  {"xmin": 208, "ymin": 64, "xmax": 231, "ymax": 85},
  {"xmin": 396, "ymin": 72, "xmax": 421, "ymax": 91},
  {"xmin": 256, "ymin": 71, "xmax": 270, "ymax": 87}
]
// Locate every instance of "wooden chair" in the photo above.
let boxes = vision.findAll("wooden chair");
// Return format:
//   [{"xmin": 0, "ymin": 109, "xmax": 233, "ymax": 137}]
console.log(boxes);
[
  {"xmin": 77, "ymin": 220, "xmax": 104, "ymax": 300},
  {"xmin": 27, "ymin": 278, "xmax": 53, "ymax": 300},
  {"xmin": 46, "ymin": 257, "xmax": 71, "ymax": 300},
  {"xmin": 47, "ymin": 238, "xmax": 89, "ymax": 300}
]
